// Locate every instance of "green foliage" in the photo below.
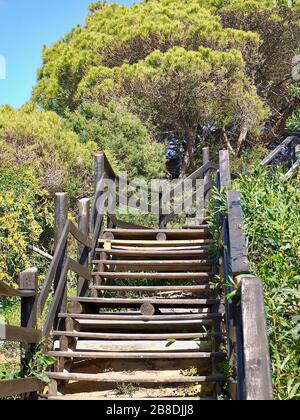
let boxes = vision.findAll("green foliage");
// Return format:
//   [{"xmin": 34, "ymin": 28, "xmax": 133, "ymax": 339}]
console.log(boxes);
[
  {"xmin": 286, "ymin": 108, "xmax": 300, "ymax": 132},
  {"xmin": 0, "ymin": 105, "xmax": 96, "ymax": 195},
  {"xmin": 0, "ymin": 167, "xmax": 53, "ymax": 286},
  {"xmin": 32, "ymin": 0, "xmax": 300, "ymax": 159},
  {"xmin": 66, "ymin": 100, "xmax": 165, "ymax": 179},
  {"xmin": 235, "ymin": 167, "xmax": 300, "ymax": 400}
]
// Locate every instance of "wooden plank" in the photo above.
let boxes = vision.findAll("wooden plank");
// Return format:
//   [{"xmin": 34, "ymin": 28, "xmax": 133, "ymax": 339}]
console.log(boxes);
[
  {"xmin": 0, "ymin": 281, "xmax": 35, "ymax": 298},
  {"xmin": 99, "ymin": 249, "xmax": 211, "ymax": 258},
  {"xmin": 78, "ymin": 198, "xmax": 90, "ymax": 297},
  {"xmin": 261, "ymin": 136, "xmax": 297, "ymax": 166},
  {"xmin": 0, "ymin": 378, "xmax": 42, "ymax": 399},
  {"xmin": 219, "ymin": 150, "xmax": 231, "ymax": 188},
  {"xmin": 69, "ymin": 297, "xmax": 219, "ymax": 308},
  {"xmin": 99, "ymin": 239, "xmax": 213, "ymax": 247},
  {"xmin": 240, "ymin": 276, "xmax": 273, "ymax": 400},
  {"xmin": 52, "ymin": 330, "xmax": 222, "ymax": 340},
  {"xmin": 58, "ymin": 313, "xmax": 223, "ymax": 321},
  {"xmin": 92, "ymin": 260, "xmax": 212, "ymax": 272},
  {"xmin": 48, "ymin": 351, "xmax": 226, "ymax": 360},
  {"xmin": 0, "ymin": 325, "xmax": 42, "ymax": 344},
  {"xmin": 103, "ymin": 228, "xmax": 209, "ymax": 239},
  {"xmin": 227, "ymin": 191, "xmax": 250, "ymax": 275},
  {"xmin": 68, "ymin": 258, "xmax": 92, "ymax": 281},
  {"xmin": 91, "ymin": 272, "xmax": 212, "ymax": 280},
  {"xmin": 36, "ymin": 220, "xmax": 71, "ymax": 318},
  {"xmin": 70, "ymin": 222, "xmax": 92, "ymax": 249},
  {"xmin": 90, "ymin": 285, "xmax": 213, "ymax": 292},
  {"xmin": 47, "ymin": 372, "xmax": 226, "ymax": 384},
  {"xmin": 43, "ymin": 258, "xmax": 70, "ymax": 337}
]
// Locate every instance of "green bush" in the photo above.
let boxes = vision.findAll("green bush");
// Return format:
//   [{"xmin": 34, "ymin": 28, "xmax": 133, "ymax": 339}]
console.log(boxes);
[
  {"xmin": 235, "ymin": 167, "xmax": 300, "ymax": 400},
  {"xmin": 0, "ymin": 167, "xmax": 53, "ymax": 286},
  {"xmin": 0, "ymin": 104, "xmax": 96, "ymax": 196},
  {"xmin": 65, "ymin": 101, "xmax": 165, "ymax": 179}
]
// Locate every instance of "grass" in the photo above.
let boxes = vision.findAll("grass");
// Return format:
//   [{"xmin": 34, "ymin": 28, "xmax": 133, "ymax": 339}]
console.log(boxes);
[{"xmin": 234, "ymin": 166, "xmax": 300, "ymax": 400}]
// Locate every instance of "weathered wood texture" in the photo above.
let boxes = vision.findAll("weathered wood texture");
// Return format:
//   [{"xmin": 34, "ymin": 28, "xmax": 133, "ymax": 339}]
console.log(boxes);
[
  {"xmin": 240, "ymin": 277, "xmax": 273, "ymax": 400},
  {"xmin": 0, "ymin": 325, "xmax": 42, "ymax": 344},
  {"xmin": 227, "ymin": 191, "xmax": 250, "ymax": 275},
  {"xmin": 0, "ymin": 378, "xmax": 42, "ymax": 399},
  {"xmin": 78, "ymin": 198, "xmax": 90, "ymax": 297},
  {"xmin": 219, "ymin": 150, "xmax": 231, "ymax": 188},
  {"xmin": 261, "ymin": 135, "xmax": 299, "ymax": 166}
]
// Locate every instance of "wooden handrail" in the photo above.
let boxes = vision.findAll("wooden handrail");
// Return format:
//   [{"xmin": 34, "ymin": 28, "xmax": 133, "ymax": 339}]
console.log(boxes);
[
  {"xmin": 36, "ymin": 220, "xmax": 92, "ymax": 323},
  {"xmin": 42, "ymin": 256, "xmax": 93, "ymax": 337},
  {"xmin": 0, "ymin": 281, "xmax": 35, "ymax": 298},
  {"xmin": 0, "ymin": 378, "xmax": 42, "ymax": 399},
  {"xmin": 261, "ymin": 135, "xmax": 300, "ymax": 166},
  {"xmin": 0, "ymin": 324, "xmax": 42, "ymax": 344}
]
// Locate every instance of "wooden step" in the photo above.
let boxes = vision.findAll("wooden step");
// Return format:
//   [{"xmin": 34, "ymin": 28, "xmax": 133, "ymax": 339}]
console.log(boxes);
[
  {"xmin": 92, "ymin": 260, "xmax": 212, "ymax": 272},
  {"xmin": 47, "ymin": 351, "xmax": 226, "ymax": 360},
  {"xmin": 69, "ymin": 297, "xmax": 219, "ymax": 309},
  {"xmin": 90, "ymin": 285, "xmax": 214, "ymax": 292},
  {"xmin": 91, "ymin": 272, "xmax": 212, "ymax": 280},
  {"xmin": 65, "ymin": 319, "xmax": 214, "ymax": 331},
  {"xmin": 52, "ymin": 331, "xmax": 221, "ymax": 340},
  {"xmin": 42, "ymin": 395, "xmax": 215, "ymax": 400},
  {"xmin": 99, "ymin": 239, "xmax": 213, "ymax": 247},
  {"xmin": 96, "ymin": 248, "xmax": 212, "ymax": 258},
  {"xmin": 47, "ymin": 372, "xmax": 227, "ymax": 384},
  {"xmin": 59, "ymin": 312, "xmax": 223, "ymax": 321},
  {"xmin": 103, "ymin": 228, "xmax": 210, "ymax": 239},
  {"xmin": 53, "ymin": 340, "xmax": 212, "ymax": 352}
]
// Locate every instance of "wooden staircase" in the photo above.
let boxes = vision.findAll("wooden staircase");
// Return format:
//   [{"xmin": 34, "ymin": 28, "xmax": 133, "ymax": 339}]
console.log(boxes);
[
  {"xmin": 0, "ymin": 148, "xmax": 274, "ymax": 401},
  {"xmin": 45, "ymin": 226, "xmax": 227, "ymax": 400}
]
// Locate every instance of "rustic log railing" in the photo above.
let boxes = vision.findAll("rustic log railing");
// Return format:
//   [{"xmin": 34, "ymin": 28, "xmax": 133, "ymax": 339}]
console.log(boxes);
[
  {"xmin": 0, "ymin": 269, "xmax": 43, "ymax": 400},
  {"xmin": 217, "ymin": 150, "xmax": 273, "ymax": 400},
  {"xmin": 37, "ymin": 219, "xmax": 92, "ymax": 338},
  {"xmin": 261, "ymin": 134, "xmax": 300, "ymax": 175}
]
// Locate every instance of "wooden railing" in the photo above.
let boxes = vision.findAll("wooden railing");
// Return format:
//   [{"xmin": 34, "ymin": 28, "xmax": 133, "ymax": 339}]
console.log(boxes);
[
  {"xmin": 0, "ymin": 269, "xmax": 42, "ymax": 400},
  {"xmin": 37, "ymin": 220, "xmax": 92, "ymax": 338},
  {"xmin": 91, "ymin": 151, "xmax": 219, "ymax": 242},
  {"xmin": 217, "ymin": 150, "xmax": 273, "ymax": 400},
  {"xmin": 261, "ymin": 134, "xmax": 300, "ymax": 175}
]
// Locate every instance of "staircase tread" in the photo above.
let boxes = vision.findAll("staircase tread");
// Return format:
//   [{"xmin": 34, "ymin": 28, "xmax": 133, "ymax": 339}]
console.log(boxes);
[
  {"xmin": 91, "ymin": 272, "xmax": 213, "ymax": 279},
  {"xmin": 69, "ymin": 297, "xmax": 219, "ymax": 306},
  {"xmin": 59, "ymin": 313, "xmax": 223, "ymax": 321},
  {"xmin": 96, "ymin": 249, "xmax": 211, "ymax": 257},
  {"xmin": 42, "ymin": 395, "xmax": 215, "ymax": 400},
  {"xmin": 99, "ymin": 239, "xmax": 213, "ymax": 247},
  {"xmin": 46, "ymin": 371, "xmax": 227, "ymax": 383},
  {"xmin": 52, "ymin": 330, "xmax": 222, "ymax": 340},
  {"xmin": 47, "ymin": 350, "xmax": 226, "ymax": 360},
  {"xmin": 90, "ymin": 285, "xmax": 213, "ymax": 292},
  {"xmin": 53, "ymin": 340, "xmax": 212, "ymax": 352}
]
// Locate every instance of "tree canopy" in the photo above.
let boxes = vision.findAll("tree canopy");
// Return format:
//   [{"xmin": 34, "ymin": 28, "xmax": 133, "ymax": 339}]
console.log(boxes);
[{"xmin": 32, "ymin": 0, "xmax": 300, "ymax": 168}]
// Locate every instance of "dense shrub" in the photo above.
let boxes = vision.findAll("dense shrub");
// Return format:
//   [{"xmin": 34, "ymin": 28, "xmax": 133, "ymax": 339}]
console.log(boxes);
[
  {"xmin": 0, "ymin": 167, "xmax": 53, "ymax": 286},
  {"xmin": 65, "ymin": 101, "xmax": 165, "ymax": 179},
  {"xmin": 235, "ymin": 167, "xmax": 300, "ymax": 400},
  {"xmin": 0, "ymin": 105, "xmax": 96, "ymax": 196}
]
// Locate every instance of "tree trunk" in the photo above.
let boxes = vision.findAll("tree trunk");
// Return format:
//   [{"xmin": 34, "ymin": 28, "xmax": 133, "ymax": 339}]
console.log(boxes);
[
  {"xmin": 181, "ymin": 128, "xmax": 196, "ymax": 176},
  {"xmin": 236, "ymin": 123, "xmax": 248, "ymax": 156}
]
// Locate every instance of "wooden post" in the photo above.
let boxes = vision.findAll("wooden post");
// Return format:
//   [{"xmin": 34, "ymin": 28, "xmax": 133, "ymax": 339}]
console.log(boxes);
[
  {"xmin": 203, "ymin": 147, "xmax": 211, "ymax": 210},
  {"xmin": 219, "ymin": 150, "xmax": 231, "ymax": 189},
  {"xmin": 54, "ymin": 192, "xmax": 69, "ymax": 319},
  {"xmin": 20, "ymin": 268, "xmax": 38, "ymax": 400},
  {"xmin": 20, "ymin": 268, "xmax": 38, "ymax": 330},
  {"xmin": 240, "ymin": 276, "xmax": 273, "ymax": 400},
  {"xmin": 78, "ymin": 198, "xmax": 90, "ymax": 297},
  {"xmin": 227, "ymin": 191, "xmax": 249, "ymax": 276},
  {"xmin": 159, "ymin": 185, "xmax": 167, "ymax": 229},
  {"xmin": 92, "ymin": 153, "xmax": 105, "ymax": 233}
]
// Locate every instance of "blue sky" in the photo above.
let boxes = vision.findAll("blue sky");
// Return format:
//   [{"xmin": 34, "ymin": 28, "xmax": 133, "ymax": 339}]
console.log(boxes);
[{"xmin": 0, "ymin": 0, "xmax": 135, "ymax": 108}]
